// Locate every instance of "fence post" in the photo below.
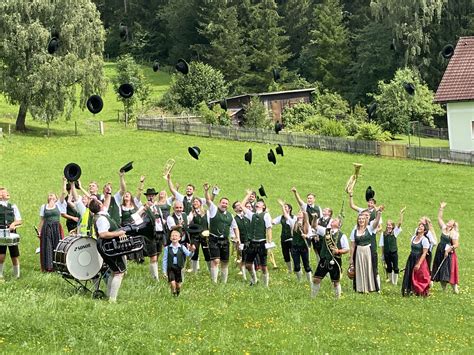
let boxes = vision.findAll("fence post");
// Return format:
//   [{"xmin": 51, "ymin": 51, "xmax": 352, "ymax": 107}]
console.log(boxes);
[{"xmin": 99, "ymin": 121, "xmax": 104, "ymax": 135}]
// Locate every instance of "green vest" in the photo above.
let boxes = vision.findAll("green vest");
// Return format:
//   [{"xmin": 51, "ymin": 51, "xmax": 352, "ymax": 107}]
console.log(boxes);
[
  {"xmin": 43, "ymin": 205, "xmax": 61, "ymax": 223},
  {"xmin": 107, "ymin": 198, "xmax": 121, "ymax": 226},
  {"xmin": 306, "ymin": 205, "xmax": 321, "ymax": 224},
  {"xmin": 250, "ymin": 212, "xmax": 266, "ymax": 241},
  {"xmin": 94, "ymin": 213, "xmax": 121, "ymax": 236},
  {"xmin": 192, "ymin": 213, "xmax": 209, "ymax": 230},
  {"xmin": 235, "ymin": 214, "xmax": 250, "ymax": 243},
  {"xmin": 167, "ymin": 245, "xmax": 186, "ymax": 269},
  {"xmin": 384, "ymin": 232, "xmax": 397, "ymax": 253},
  {"xmin": 0, "ymin": 203, "xmax": 15, "ymax": 228},
  {"xmin": 121, "ymin": 206, "xmax": 137, "ymax": 226},
  {"xmin": 172, "ymin": 213, "xmax": 188, "ymax": 229},
  {"xmin": 280, "ymin": 216, "xmax": 292, "ymax": 242},
  {"xmin": 354, "ymin": 229, "xmax": 373, "ymax": 247},
  {"xmin": 291, "ymin": 225, "xmax": 306, "ymax": 247},
  {"xmin": 182, "ymin": 197, "xmax": 193, "ymax": 215},
  {"xmin": 369, "ymin": 209, "xmax": 376, "ymax": 222},
  {"xmin": 209, "ymin": 209, "xmax": 233, "ymax": 238},
  {"xmin": 320, "ymin": 229, "xmax": 343, "ymax": 261}
]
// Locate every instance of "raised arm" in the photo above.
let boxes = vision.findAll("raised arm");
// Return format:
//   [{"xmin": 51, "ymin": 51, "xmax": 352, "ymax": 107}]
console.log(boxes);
[
  {"xmin": 291, "ymin": 187, "xmax": 305, "ymax": 207},
  {"xmin": 60, "ymin": 177, "xmax": 67, "ymax": 203},
  {"xmin": 277, "ymin": 199, "xmax": 290, "ymax": 220},
  {"xmin": 136, "ymin": 175, "xmax": 145, "ymax": 200},
  {"xmin": 203, "ymin": 183, "xmax": 211, "ymax": 206},
  {"xmin": 71, "ymin": 180, "xmax": 80, "ymax": 202},
  {"xmin": 103, "ymin": 184, "xmax": 112, "ymax": 210},
  {"xmin": 438, "ymin": 202, "xmax": 447, "ymax": 228},
  {"xmin": 371, "ymin": 205, "xmax": 384, "ymax": 231},
  {"xmin": 349, "ymin": 193, "xmax": 361, "ymax": 212},
  {"xmin": 166, "ymin": 173, "xmax": 178, "ymax": 198},
  {"xmin": 118, "ymin": 171, "xmax": 127, "ymax": 195},
  {"xmin": 241, "ymin": 190, "xmax": 253, "ymax": 214},
  {"xmin": 397, "ymin": 206, "xmax": 406, "ymax": 228}
]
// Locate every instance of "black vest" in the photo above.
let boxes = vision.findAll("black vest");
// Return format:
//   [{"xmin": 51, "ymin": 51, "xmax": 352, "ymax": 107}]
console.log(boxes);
[
  {"xmin": 167, "ymin": 245, "xmax": 186, "ymax": 269},
  {"xmin": 0, "ymin": 203, "xmax": 15, "ymax": 228}
]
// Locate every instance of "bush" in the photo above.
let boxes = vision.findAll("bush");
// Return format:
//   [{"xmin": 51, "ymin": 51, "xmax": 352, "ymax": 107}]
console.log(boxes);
[
  {"xmin": 354, "ymin": 122, "xmax": 391, "ymax": 141},
  {"xmin": 319, "ymin": 119, "xmax": 348, "ymax": 137},
  {"xmin": 312, "ymin": 88, "xmax": 350, "ymax": 120},
  {"xmin": 281, "ymin": 103, "xmax": 318, "ymax": 128},
  {"xmin": 196, "ymin": 101, "xmax": 231, "ymax": 126},
  {"xmin": 301, "ymin": 115, "xmax": 327, "ymax": 133},
  {"xmin": 243, "ymin": 96, "xmax": 271, "ymax": 128}
]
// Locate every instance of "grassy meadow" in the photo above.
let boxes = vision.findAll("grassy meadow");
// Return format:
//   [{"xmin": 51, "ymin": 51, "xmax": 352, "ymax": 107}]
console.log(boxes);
[{"xmin": 0, "ymin": 64, "xmax": 473, "ymax": 354}]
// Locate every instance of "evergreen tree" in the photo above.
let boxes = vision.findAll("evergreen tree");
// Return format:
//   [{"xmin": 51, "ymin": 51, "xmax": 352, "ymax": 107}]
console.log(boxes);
[
  {"xmin": 242, "ymin": 0, "xmax": 289, "ymax": 92},
  {"xmin": 299, "ymin": 0, "xmax": 351, "ymax": 96},
  {"xmin": 197, "ymin": 0, "xmax": 248, "ymax": 94}
]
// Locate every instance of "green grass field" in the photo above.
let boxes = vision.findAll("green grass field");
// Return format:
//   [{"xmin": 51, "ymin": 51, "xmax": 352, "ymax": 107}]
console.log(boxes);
[{"xmin": 0, "ymin": 64, "xmax": 473, "ymax": 353}]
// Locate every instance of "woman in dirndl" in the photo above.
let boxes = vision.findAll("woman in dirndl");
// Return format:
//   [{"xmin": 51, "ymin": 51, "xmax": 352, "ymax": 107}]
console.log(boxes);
[
  {"xmin": 349, "ymin": 206, "xmax": 383, "ymax": 293},
  {"xmin": 431, "ymin": 202, "xmax": 459, "ymax": 293},
  {"xmin": 401, "ymin": 223, "xmax": 431, "ymax": 296},
  {"xmin": 38, "ymin": 185, "xmax": 66, "ymax": 272}
]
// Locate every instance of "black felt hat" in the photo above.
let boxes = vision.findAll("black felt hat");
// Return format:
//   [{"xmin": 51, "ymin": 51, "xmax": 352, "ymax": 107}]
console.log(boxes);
[
  {"xmin": 120, "ymin": 161, "xmax": 133, "ymax": 173},
  {"xmin": 64, "ymin": 163, "xmax": 82, "ymax": 182},
  {"xmin": 258, "ymin": 185, "xmax": 267, "ymax": 198},
  {"xmin": 48, "ymin": 37, "xmax": 59, "ymax": 54},
  {"xmin": 86, "ymin": 95, "xmax": 104, "ymax": 114},
  {"xmin": 441, "ymin": 44, "xmax": 454, "ymax": 59},
  {"xmin": 365, "ymin": 186, "xmax": 375, "ymax": 202},
  {"xmin": 152, "ymin": 60, "xmax": 160, "ymax": 72},
  {"xmin": 267, "ymin": 149, "xmax": 276, "ymax": 164},
  {"xmin": 219, "ymin": 99, "xmax": 227, "ymax": 110},
  {"xmin": 188, "ymin": 146, "xmax": 201, "ymax": 160},
  {"xmin": 367, "ymin": 102, "xmax": 377, "ymax": 120},
  {"xmin": 244, "ymin": 149, "xmax": 252, "ymax": 165},
  {"xmin": 51, "ymin": 26, "xmax": 60, "ymax": 40},
  {"xmin": 275, "ymin": 144, "xmax": 284, "ymax": 156},
  {"xmin": 274, "ymin": 122, "xmax": 284, "ymax": 134},
  {"xmin": 175, "ymin": 58, "xmax": 189, "ymax": 75},
  {"xmin": 118, "ymin": 83, "xmax": 134, "ymax": 98},
  {"xmin": 144, "ymin": 188, "xmax": 158, "ymax": 196},
  {"xmin": 403, "ymin": 82, "xmax": 415, "ymax": 96},
  {"xmin": 119, "ymin": 23, "xmax": 128, "ymax": 40}
]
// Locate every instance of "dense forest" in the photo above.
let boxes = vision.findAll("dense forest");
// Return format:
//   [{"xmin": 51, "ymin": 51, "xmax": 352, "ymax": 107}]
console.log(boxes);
[{"xmin": 93, "ymin": 0, "xmax": 473, "ymax": 105}]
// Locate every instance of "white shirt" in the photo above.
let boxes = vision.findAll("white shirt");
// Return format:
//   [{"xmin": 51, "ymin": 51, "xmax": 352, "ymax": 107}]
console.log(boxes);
[
  {"xmin": 244, "ymin": 210, "xmax": 272, "ymax": 228},
  {"xmin": 350, "ymin": 224, "xmax": 377, "ymax": 242},
  {"xmin": 40, "ymin": 201, "xmax": 66, "ymax": 216},
  {"xmin": 167, "ymin": 213, "xmax": 186, "ymax": 229},
  {"xmin": 314, "ymin": 226, "xmax": 350, "ymax": 250},
  {"xmin": 95, "ymin": 211, "xmax": 111, "ymax": 234},
  {"xmin": 411, "ymin": 235, "xmax": 430, "ymax": 249},
  {"xmin": 412, "ymin": 228, "xmax": 437, "ymax": 251},
  {"xmin": 272, "ymin": 215, "xmax": 296, "ymax": 226},
  {"xmin": 174, "ymin": 191, "xmax": 206, "ymax": 206},
  {"xmin": 379, "ymin": 226, "xmax": 402, "ymax": 247}
]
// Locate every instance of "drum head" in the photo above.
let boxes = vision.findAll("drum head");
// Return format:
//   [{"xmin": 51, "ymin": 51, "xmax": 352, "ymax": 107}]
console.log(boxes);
[{"xmin": 65, "ymin": 237, "xmax": 103, "ymax": 280}]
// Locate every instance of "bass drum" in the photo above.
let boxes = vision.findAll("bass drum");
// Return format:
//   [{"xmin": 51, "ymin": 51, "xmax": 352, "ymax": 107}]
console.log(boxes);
[{"xmin": 53, "ymin": 236, "xmax": 103, "ymax": 280}]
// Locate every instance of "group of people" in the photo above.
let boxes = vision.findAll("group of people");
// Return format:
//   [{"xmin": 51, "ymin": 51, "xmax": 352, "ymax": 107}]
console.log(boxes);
[{"xmin": 0, "ymin": 170, "xmax": 461, "ymax": 302}]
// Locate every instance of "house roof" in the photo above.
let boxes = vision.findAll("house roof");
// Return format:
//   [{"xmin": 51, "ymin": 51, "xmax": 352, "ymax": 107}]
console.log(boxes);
[
  {"xmin": 209, "ymin": 88, "xmax": 316, "ymax": 104},
  {"xmin": 434, "ymin": 37, "xmax": 474, "ymax": 103}
]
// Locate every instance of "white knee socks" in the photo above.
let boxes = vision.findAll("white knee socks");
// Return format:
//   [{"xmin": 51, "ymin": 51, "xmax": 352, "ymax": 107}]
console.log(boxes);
[{"xmin": 149, "ymin": 262, "xmax": 158, "ymax": 280}]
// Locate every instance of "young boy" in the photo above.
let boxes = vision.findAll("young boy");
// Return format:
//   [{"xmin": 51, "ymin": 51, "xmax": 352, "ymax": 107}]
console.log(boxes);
[{"xmin": 162, "ymin": 229, "xmax": 195, "ymax": 296}]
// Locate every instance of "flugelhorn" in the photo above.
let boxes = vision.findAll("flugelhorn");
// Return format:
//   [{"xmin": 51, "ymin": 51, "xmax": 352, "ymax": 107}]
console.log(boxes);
[
  {"xmin": 345, "ymin": 163, "xmax": 362, "ymax": 194},
  {"xmin": 163, "ymin": 159, "xmax": 175, "ymax": 179}
]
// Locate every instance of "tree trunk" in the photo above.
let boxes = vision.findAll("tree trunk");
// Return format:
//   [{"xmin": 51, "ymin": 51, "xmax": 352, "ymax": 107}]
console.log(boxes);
[{"xmin": 15, "ymin": 102, "xmax": 28, "ymax": 131}]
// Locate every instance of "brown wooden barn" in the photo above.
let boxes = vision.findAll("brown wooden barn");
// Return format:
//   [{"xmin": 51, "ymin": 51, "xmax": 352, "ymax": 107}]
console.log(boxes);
[{"xmin": 210, "ymin": 88, "xmax": 315, "ymax": 126}]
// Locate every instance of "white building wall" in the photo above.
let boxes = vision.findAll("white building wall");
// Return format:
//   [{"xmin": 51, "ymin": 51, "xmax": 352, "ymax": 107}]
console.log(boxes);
[{"xmin": 446, "ymin": 101, "xmax": 474, "ymax": 152}]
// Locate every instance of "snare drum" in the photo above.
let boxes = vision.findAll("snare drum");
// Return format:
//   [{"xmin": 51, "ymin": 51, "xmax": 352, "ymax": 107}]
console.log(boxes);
[
  {"xmin": 53, "ymin": 236, "xmax": 103, "ymax": 280},
  {"xmin": 0, "ymin": 229, "xmax": 20, "ymax": 246}
]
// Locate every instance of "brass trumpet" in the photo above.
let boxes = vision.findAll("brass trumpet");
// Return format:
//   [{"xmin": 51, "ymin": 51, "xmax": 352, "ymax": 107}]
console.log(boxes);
[
  {"xmin": 162, "ymin": 158, "xmax": 175, "ymax": 179},
  {"xmin": 345, "ymin": 163, "xmax": 362, "ymax": 194}
]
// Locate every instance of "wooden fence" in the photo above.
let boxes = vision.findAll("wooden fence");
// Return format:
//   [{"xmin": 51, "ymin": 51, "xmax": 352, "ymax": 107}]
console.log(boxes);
[{"xmin": 137, "ymin": 116, "xmax": 473, "ymax": 166}]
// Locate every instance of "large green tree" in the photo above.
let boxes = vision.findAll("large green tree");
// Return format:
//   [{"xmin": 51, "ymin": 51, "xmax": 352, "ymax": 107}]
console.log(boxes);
[
  {"xmin": 0, "ymin": 0, "xmax": 105, "ymax": 131},
  {"xmin": 299, "ymin": 0, "xmax": 351, "ymax": 95}
]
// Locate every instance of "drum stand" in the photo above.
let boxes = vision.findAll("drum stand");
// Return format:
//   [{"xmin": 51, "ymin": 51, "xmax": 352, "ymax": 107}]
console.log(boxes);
[{"xmin": 59, "ymin": 265, "xmax": 111, "ymax": 299}]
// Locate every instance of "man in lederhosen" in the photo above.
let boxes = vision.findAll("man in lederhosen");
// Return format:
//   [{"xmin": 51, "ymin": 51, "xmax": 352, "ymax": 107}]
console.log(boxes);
[
  {"xmin": 89, "ymin": 196, "xmax": 127, "ymax": 303},
  {"xmin": 232, "ymin": 200, "xmax": 251, "ymax": 280},
  {"xmin": 204, "ymin": 183, "xmax": 239, "ymax": 284},
  {"xmin": 0, "ymin": 188, "xmax": 22, "ymax": 280},
  {"xmin": 291, "ymin": 187, "xmax": 322, "ymax": 257},
  {"xmin": 242, "ymin": 190, "xmax": 273, "ymax": 287},
  {"xmin": 311, "ymin": 218, "xmax": 349, "ymax": 299}
]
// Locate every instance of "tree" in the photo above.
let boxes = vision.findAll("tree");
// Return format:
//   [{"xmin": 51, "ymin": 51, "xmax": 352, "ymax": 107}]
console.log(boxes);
[
  {"xmin": 370, "ymin": 68, "xmax": 444, "ymax": 134},
  {"xmin": 242, "ymin": 0, "xmax": 290, "ymax": 92},
  {"xmin": 244, "ymin": 96, "xmax": 270, "ymax": 129},
  {"xmin": 197, "ymin": 0, "xmax": 249, "ymax": 94},
  {"xmin": 0, "ymin": 0, "xmax": 105, "ymax": 131},
  {"xmin": 299, "ymin": 0, "xmax": 351, "ymax": 95},
  {"xmin": 370, "ymin": 0, "xmax": 445, "ymax": 69},
  {"xmin": 113, "ymin": 54, "xmax": 150, "ymax": 122},
  {"xmin": 160, "ymin": 62, "xmax": 228, "ymax": 110}
]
